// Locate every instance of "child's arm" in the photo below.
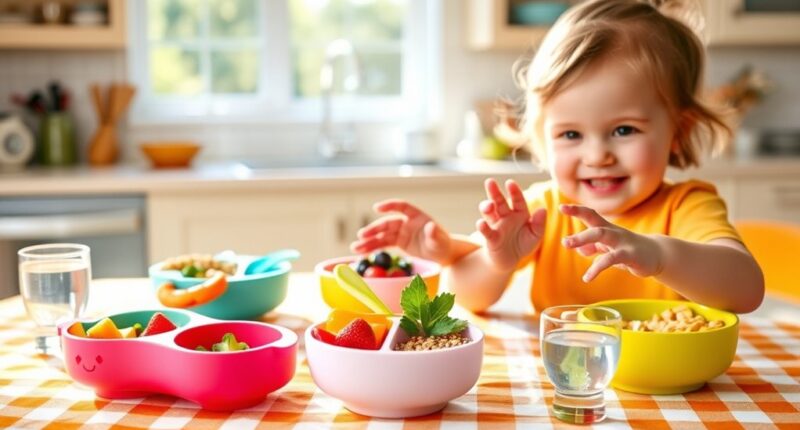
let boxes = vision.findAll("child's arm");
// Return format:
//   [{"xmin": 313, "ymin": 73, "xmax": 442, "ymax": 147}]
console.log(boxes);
[
  {"xmin": 561, "ymin": 205, "xmax": 764, "ymax": 313},
  {"xmin": 448, "ymin": 179, "xmax": 547, "ymax": 312}
]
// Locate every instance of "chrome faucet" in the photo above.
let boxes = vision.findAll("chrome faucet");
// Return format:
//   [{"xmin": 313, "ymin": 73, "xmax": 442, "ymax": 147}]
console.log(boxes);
[{"xmin": 319, "ymin": 38, "xmax": 362, "ymax": 158}]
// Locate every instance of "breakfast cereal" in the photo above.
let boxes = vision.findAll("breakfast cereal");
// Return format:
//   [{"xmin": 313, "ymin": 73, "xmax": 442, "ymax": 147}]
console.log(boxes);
[{"xmin": 622, "ymin": 304, "xmax": 725, "ymax": 332}]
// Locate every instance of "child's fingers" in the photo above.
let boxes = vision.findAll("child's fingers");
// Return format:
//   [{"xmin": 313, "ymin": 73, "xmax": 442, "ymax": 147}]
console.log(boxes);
[
  {"xmin": 527, "ymin": 208, "xmax": 547, "ymax": 239},
  {"xmin": 357, "ymin": 216, "xmax": 403, "ymax": 239},
  {"xmin": 479, "ymin": 200, "xmax": 500, "ymax": 224},
  {"xmin": 560, "ymin": 204, "xmax": 610, "ymax": 227},
  {"xmin": 423, "ymin": 221, "xmax": 448, "ymax": 252},
  {"xmin": 485, "ymin": 178, "xmax": 511, "ymax": 216},
  {"xmin": 476, "ymin": 219, "xmax": 498, "ymax": 243},
  {"xmin": 576, "ymin": 243, "xmax": 599, "ymax": 257},
  {"xmin": 374, "ymin": 199, "xmax": 429, "ymax": 220},
  {"xmin": 562, "ymin": 227, "xmax": 621, "ymax": 249},
  {"xmin": 506, "ymin": 180, "xmax": 528, "ymax": 213},
  {"xmin": 582, "ymin": 248, "xmax": 633, "ymax": 282}
]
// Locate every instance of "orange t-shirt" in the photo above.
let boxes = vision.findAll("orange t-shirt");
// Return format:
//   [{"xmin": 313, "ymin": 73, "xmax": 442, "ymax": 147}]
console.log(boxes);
[{"xmin": 521, "ymin": 179, "xmax": 741, "ymax": 311}]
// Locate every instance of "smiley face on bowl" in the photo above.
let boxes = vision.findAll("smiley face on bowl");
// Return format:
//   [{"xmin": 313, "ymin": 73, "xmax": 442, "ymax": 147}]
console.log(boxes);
[
  {"xmin": 304, "ymin": 319, "xmax": 483, "ymax": 418},
  {"xmin": 149, "ymin": 253, "xmax": 293, "ymax": 320},
  {"xmin": 592, "ymin": 299, "xmax": 739, "ymax": 395},
  {"xmin": 315, "ymin": 255, "xmax": 440, "ymax": 313}
]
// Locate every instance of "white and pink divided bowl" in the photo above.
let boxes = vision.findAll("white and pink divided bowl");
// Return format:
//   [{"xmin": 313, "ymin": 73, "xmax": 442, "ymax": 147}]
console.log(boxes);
[
  {"xmin": 59, "ymin": 309, "xmax": 297, "ymax": 411},
  {"xmin": 305, "ymin": 320, "xmax": 484, "ymax": 418}
]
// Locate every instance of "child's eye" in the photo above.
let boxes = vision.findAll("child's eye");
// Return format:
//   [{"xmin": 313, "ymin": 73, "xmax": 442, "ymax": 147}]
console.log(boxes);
[
  {"xmin": 561, "ymin": 130, "xmax": 581, "ymax": 140},
  {"xmin": 612, "ymin": 126, "xmax": 638, "ymax": 137}
]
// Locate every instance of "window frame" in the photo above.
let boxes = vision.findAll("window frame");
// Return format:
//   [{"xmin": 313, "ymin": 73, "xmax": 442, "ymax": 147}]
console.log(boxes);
[{"xmin": 127, "ymin": 0, "xmax": 441, "ymax": 126}]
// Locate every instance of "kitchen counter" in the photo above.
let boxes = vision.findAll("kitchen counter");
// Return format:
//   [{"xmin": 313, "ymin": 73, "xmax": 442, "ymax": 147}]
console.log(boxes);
[{"xmin": 0, "ymin": 156, "xmax": 798, "ymax": 196}]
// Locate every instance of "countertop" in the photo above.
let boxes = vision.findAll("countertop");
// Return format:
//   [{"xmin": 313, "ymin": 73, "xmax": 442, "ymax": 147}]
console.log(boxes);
[
  {"xmin": 0, "ymin": 272, "xmax": 797, "ymax": 428},
  {"xmin": 0, "ymin": 156, "xmax": 799, "ymax": 196}
]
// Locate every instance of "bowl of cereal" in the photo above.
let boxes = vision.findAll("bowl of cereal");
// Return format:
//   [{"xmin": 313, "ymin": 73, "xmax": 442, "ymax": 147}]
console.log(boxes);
[
  {"xmin": 149, "ymin": 251, "xmax": 296, "ymax": 320},
  {"xmin": 305, "ymin": 317, "xmax": 483, "ymax": 418},
  {"xmin": 315, "ymin": 251, "xmax": 440, "ymax": 313},
  {"xmin": 592, "ymin": 299, "xmax": 739, "ymax": 395}
]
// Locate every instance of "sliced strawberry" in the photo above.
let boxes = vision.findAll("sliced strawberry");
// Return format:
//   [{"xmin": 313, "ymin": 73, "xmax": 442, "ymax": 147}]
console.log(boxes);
[
  {"xmin": 311, "ymin": 326, "xmax": 337, "ymax": 345},
  {"xmin": 141, "ymin": 312, "xmax": 177, "ymax": 336},
  {"xmin": 335, "ymin": 318, "xmax": 378, "ymax": 350}
]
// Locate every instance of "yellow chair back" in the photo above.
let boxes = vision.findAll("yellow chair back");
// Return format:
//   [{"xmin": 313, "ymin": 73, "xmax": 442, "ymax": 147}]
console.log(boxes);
[{"xmin": 736, "ymin": 220, "xmax": 800, "ymax": 303}]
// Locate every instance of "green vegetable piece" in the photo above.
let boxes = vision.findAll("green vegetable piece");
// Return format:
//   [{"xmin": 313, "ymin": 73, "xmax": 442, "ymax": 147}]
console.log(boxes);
[
  {"xmin": 211, "ymin": 332, "xmax": 249, "ymax": 352},
  {"xmin": 181, "ymin": 265, "xmax": 198, "ymax": 277},
  {"xmin": 195, "ymin": 345, "xmax": 208, "ymax": 351},
  {"xmin": 399, "ymin": 275, "xmax": 468, "ymax": 337},
  {"xmin": 333, "ymin": 264, "xmax": 393, "ymax": 315},
  {"xmin": 132, "ymin": 322, "xmax": 143, "ymax": 336}
]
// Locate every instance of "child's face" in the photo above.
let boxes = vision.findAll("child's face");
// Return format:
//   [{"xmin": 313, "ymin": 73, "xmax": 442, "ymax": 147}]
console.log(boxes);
[{"xmin": 543, "ymin": 58, "xmax": 675, "ymax": 216}]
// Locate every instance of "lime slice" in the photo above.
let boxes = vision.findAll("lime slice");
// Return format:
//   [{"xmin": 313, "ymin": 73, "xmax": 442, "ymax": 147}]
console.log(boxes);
[{"xmin": 333, "ymin": 264, "xmax": 393, "ymax": 315}]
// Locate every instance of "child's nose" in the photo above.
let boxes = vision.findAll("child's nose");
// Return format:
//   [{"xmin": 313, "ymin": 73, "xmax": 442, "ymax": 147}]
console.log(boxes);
[{"xmin": 582, "ymin": 139, "xmax": 615, "ymax": 167}]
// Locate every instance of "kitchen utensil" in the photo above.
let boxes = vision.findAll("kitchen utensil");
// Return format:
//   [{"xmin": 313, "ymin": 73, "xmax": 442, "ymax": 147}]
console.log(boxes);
[
  {"xmin": 88, "ymin": 83, "xmax": 136, "ymax": 166},
  {"xmin": 0, "ymin": 114, "xmax": 35, "ymax": 169},
  {"xmin": 139, "ymin": 141, "xmax": 200, "ymax": 168},
  {"xmin": 593, "ymin": 299, "xmax": 738, "ymax": 394},
  {"xmin": 40, "ymin": 112, "xmax": 77, "ymax": 166},
  {"xmin": 244, "ymin": 249, "xmax": 301, "ymax": 275},
  {"xmin": 60, "ymin": 309, "xmax": 297, "ymax": 411},
  {"xmin": 305, "ymin": 319, "xmax": 483, "ymax": 418},
  {"xmin": 315, "ymin": 255, "xmax": 440, "ymax": 314}
]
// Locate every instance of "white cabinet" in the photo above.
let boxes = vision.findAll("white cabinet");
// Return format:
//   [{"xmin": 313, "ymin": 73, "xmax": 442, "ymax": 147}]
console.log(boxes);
[
  {"xmin": 148, "ymin": 190, "xmax": 350, "ymax": 271},
  {"xmin": 734, "ymin": 179, "xmax": 800, "ymax": 223},
  {"xmin": 704, "ymin": 0, "xmax": 800, "ymax": 46}
]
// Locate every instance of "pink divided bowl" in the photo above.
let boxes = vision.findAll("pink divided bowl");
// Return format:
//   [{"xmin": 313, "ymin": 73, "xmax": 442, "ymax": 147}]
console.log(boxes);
[
  {"xmin": 315, "ymin": 256, "xmax": 441, "ymax": 314},
  {"xmin": 305, "ymin": 319, "xmax": 484, "ymax": 418},
  {"xmin": 59, "ymin": 309, "xmax": 297, "ymax": 411}
]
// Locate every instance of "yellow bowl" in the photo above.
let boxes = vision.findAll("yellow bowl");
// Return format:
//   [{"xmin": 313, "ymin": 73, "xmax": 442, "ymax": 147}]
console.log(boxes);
[
  {"xmin": 594, "ymin": 299, "xmax": 739, "ymax": 395},
  {"xmin": 315, "ymin": 256, "xmax": 440, "ymax": 314},
  {"xmin": 140, "ymin": 141, "xmax": 201, "ymax": 168}
]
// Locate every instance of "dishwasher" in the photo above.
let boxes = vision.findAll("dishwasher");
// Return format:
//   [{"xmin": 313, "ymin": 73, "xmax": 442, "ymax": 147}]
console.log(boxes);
[{"xmin": 0, "ymin": 195, "xmax": 147, "ymax": 299}]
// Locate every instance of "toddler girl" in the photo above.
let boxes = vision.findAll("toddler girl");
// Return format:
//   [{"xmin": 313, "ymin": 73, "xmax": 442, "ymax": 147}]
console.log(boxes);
[{"xmin": 351, "ymin": 0, "xmax": 764, "ymax": 314}]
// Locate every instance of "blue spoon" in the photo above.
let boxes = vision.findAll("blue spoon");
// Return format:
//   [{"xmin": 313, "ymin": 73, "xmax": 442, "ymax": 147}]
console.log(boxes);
[{"xmin": 244, "ymin": 249, "xmax": 301, "ymax": 275}]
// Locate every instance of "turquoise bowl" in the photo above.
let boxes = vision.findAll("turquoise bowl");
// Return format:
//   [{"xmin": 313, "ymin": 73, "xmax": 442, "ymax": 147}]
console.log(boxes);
[
  {"xmin": 148, "ymin": 256, "xmax": 291, "ymax": 320},
  {"xmin": 510, "ymin": 1, "xmax": 570, "ymax": 25}
]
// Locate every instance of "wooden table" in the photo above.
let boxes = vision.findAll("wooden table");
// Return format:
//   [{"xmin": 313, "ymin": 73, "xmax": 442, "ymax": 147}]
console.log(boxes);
[{"xmin": 0, "ymin": 273, "xmax": 798, "ymax": 429}]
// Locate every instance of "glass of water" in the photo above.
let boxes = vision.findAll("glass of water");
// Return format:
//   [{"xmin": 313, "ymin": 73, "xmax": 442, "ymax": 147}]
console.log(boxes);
[
  {"xmin": 18, "ymin": 243, "xmax": 91, "ymax": 354},
  {"xmin": 540, "ymin": 305, "xmax": 621, "ymax": 424}
]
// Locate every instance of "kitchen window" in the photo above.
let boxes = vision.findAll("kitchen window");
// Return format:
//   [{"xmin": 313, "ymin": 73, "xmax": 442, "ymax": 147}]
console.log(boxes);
[{"xmin": 127, "ymin": 0, "xmax": 440, "ymax": 124}]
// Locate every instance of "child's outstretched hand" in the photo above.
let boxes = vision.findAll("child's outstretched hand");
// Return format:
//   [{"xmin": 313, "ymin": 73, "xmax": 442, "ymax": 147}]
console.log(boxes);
[
  {"xmin": 350, "ymin": 200, "xmax": 453, "ymax": 263},
  {"xmin": 560, "ymin": 204, "xmax": 664, "ymax": 282},
  {"xmin": 477, "ymin": 178, "xmax": 547, "ymax": 271}
]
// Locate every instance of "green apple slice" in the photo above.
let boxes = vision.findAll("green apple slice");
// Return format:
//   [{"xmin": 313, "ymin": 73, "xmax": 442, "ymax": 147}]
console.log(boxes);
[{"xmin": 333, "ymin": 264, "xmax": 393, "ymax": 315}]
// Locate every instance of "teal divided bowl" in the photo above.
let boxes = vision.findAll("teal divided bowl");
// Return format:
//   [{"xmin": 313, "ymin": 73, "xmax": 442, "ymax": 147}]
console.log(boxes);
[
  {"xmin": 148, "ymin": 258, "xmax": 291, "ymax": 320},
  {"xmin": 510, "ymin": 2, "xmax": 570, "ymax": 25}
]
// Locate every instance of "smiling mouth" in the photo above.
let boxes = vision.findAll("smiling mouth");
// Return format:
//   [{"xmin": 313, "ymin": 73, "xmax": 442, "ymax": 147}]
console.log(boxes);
[
  {"xmin": 581, "ymin": 177, "xmax": 628, "ymax": 192},
  {"xmin": 81, "ymin": 365, "xmax": 96, "ymax": 372}
]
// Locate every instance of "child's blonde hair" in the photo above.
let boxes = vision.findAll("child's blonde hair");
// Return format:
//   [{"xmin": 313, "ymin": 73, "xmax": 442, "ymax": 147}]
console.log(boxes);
[{"xmin": 515, "ymin": 0, "xmax": 731, "ymax": 170}]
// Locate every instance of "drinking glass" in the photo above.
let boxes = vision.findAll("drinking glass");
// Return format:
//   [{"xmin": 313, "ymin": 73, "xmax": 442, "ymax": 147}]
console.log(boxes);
[
  {"xmin": 18, "ymin": 243, "xmax": 91, "ymax": 354},
  {"xmin": 540, "ymin": 305, "xmax": 622, "ymax": 424}
]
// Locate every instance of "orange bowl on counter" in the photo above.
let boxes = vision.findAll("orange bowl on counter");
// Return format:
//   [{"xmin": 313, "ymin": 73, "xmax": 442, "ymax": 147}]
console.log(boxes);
[{"xmin": 140, "ymin": 141, "xmax": 201, "ymax": 168}]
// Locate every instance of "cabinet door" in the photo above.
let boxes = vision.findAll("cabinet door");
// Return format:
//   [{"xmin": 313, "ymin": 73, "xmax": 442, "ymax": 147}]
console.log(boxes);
[
  {"xmin": 148, "ymin": 190, "xmax": 350, "ymax": 271},
  {"xmin": 704, "ymin": 0, "xmax": 800, "ymax": 46},
  {"xmin": 735, "ymin": 180, "xmax": 800, "ymax": 224}
]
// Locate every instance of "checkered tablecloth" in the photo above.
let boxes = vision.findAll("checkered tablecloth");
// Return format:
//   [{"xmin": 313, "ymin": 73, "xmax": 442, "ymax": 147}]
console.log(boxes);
[{"xmin": 0, "ymin": 277, "xmax": 798, "ymax": 429}]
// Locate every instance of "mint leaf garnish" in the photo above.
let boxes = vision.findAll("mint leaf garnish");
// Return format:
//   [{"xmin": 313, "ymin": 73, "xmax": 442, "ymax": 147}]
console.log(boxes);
[{"xmin": 399, "ymin": 275, "xmax": 469, "ymax": 337}]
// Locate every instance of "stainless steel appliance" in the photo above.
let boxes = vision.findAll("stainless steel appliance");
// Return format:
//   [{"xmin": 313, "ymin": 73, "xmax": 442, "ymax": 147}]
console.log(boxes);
[{"xmin": 0, "ymin": 195, "xmax": 147, "ymax": 299}]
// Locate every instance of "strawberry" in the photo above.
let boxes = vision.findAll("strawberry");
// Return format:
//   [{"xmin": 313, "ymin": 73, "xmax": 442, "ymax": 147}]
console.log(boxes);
[
  {"xmin": 311, "ymin": 326, "xmax": 337, "ymax": 345},
  {"xmin": 363, "ymin": 266, "xmax": 387, "ymax": 278},
  {"xmin": 386, "ymin": 267, "xmax": 406, "ymax": 278},
  {"xmin": 335, "ymin": 318, "xmax": 378, "ymax": 350},
  {"xmin": 141, "ymin": 312, "xmax": 177, "ymax": 336}
]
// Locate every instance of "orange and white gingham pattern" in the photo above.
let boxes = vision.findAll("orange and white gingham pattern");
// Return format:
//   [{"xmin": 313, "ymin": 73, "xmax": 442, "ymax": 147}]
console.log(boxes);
[{"xmin": 0, "ymin": 297, "xmax": 798, "ymax": 429}]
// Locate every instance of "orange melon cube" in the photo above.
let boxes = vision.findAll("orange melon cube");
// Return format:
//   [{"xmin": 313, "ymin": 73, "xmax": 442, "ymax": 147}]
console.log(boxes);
[
  {"xmin": 66, "ymin": 322, "xmax": 86, "ymax": 337},
  {"xmin": 86, "ymin": 318, "xmax": 122, "ymax": 339}
]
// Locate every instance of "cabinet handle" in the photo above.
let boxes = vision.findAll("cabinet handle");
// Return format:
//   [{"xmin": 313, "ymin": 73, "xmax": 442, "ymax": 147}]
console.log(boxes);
[
  {"xmin": 336, "ymin": 216, "xmax": 347, "ymax": 243},
  {"xmin": 773, "ymin": 186, "xmax": 800, "ymax": 208}
]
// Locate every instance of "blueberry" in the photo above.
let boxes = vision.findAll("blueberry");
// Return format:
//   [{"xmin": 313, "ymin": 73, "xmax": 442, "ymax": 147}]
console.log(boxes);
[
  {"xmin": 372, "ymin": 251, "xmax": 392, "ymax": 269},
  {"xmin": 397, "ymin": 259, "xmax": 413, "ymax": 275},
  {"xmin": 356, "ymin": 259, "xmax": 371, "ymax": 276}
]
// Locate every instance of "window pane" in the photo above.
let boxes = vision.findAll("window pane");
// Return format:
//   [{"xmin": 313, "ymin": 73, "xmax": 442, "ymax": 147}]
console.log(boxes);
[
  {"xmin": 148, "ymin": 0, "xmax": 201, "ymax": 41},
  {"xmin": 211, "ymin": 50, "xmax": 259, "ymax": 93},
  {"xmin": 210, "ymin": 0, "xmax": 259, "ymax": 39},
  {"xmin": 360, "ymin": 50, "xmax": 401, "ymax": 95},
  {"xmin": 289, "ymin": 0, "xmax": 407, "ymax": 99},
  {"xmin": 150, "ymin": 47, "xmax": 203, "ymax": 94}
]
